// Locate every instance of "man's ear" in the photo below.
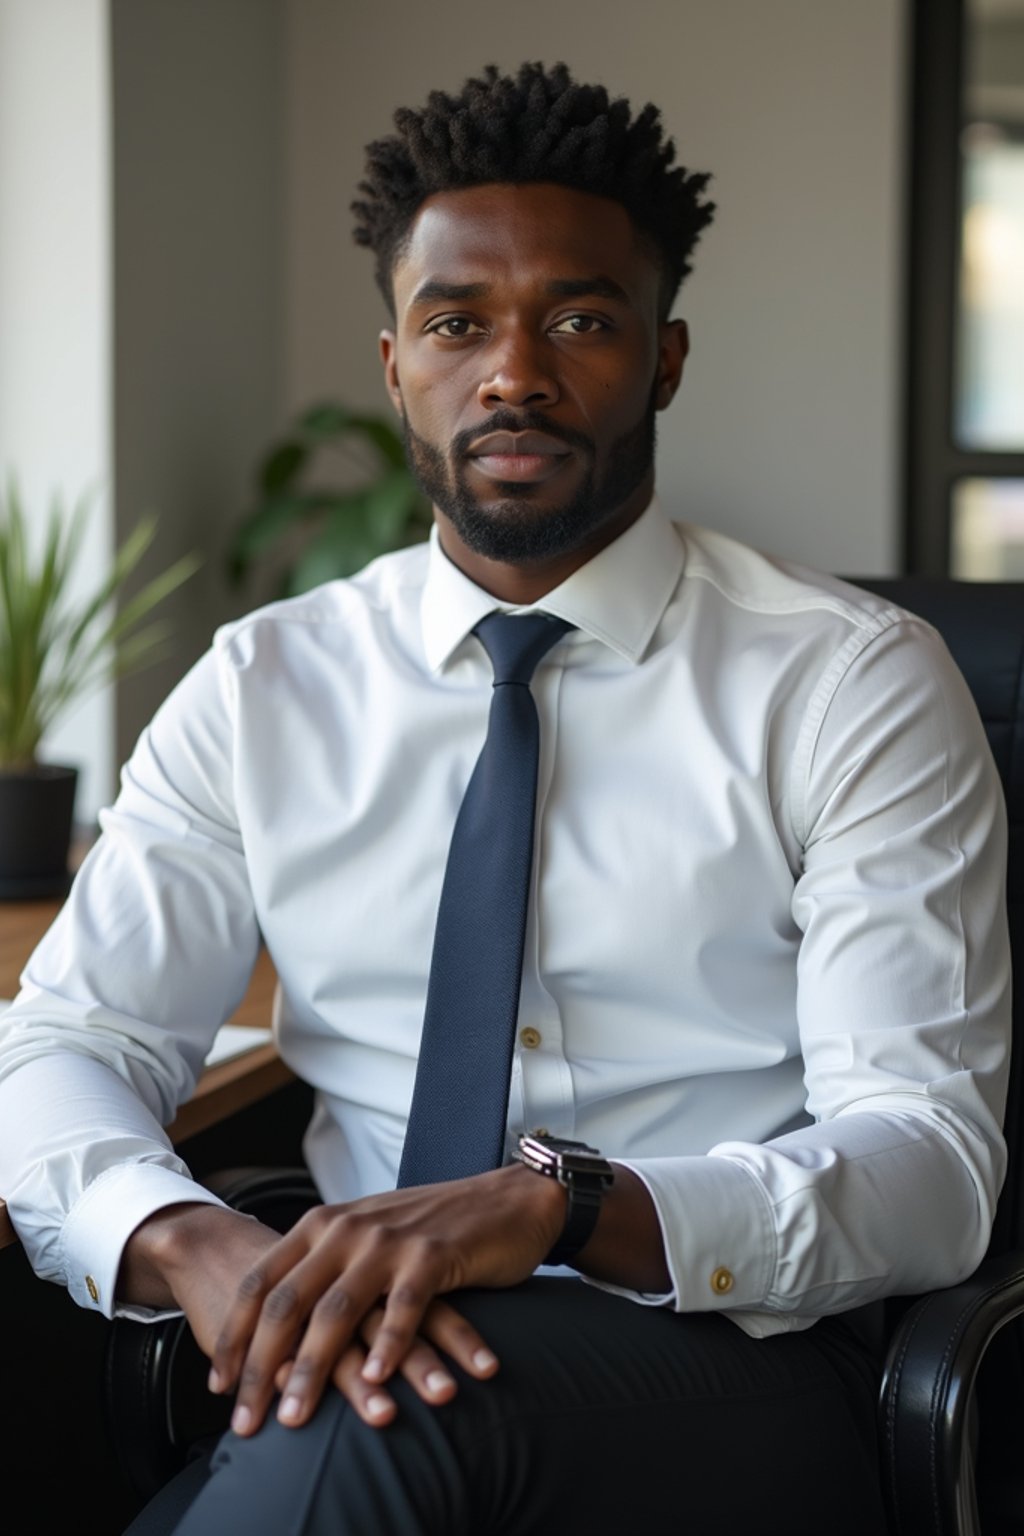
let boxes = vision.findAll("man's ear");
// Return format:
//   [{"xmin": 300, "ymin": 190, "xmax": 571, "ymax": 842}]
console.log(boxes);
[
  {"xmin": 654, "ymin": 319, "xmax": 689, "ymax": 411},
  {"xmin": 379, "ymin": 330, "xmax": 403, "ymax": 416}
]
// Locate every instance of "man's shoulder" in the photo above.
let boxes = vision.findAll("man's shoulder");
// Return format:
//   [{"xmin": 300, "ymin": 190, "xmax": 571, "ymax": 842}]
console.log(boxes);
[
  {"xmin": 212, "ymin": 540, "xmax": 431, "ymax": 659},
  {"xmin": 675, "ymin": 520, "xmax": 910, "ymax": 643}
]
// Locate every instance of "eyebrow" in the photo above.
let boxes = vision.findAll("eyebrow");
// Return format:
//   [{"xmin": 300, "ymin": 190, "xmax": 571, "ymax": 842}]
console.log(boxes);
[
  {"xmin": 409, "ymin": 275, "xmax": 631, "ymax": 307},
  {"xmin": 410, "ymin": 281, "xmax": 489, "ymax": 305},
  {"xmin": 545, "ymin": 277, "xmax": 630, "ymax": 303}
]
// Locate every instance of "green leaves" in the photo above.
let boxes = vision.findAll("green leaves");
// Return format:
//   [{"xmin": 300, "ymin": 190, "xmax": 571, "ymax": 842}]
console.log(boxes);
[
  {"xmin": 229, "ymin": 400, "xmax": 430, "ymax": 597},
  {"xmin": 0, "ymin": 477, "xmax": 200, "ymax": 769}
]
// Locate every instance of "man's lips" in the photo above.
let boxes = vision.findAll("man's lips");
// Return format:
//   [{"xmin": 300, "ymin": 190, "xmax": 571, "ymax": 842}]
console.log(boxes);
[{"xmin": 465, "ymin": 430, "xmax": 573, "ymax": 484}]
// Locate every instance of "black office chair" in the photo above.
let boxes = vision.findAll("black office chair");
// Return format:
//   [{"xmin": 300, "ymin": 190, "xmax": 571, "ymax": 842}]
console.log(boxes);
[
  {"xmin": 854, "ymin": 579, "xmax": 1024, "ymax": 1536},
  {"xmin": 105, "ymin": 578, "xmax": 1024, "ymax": 1536}
]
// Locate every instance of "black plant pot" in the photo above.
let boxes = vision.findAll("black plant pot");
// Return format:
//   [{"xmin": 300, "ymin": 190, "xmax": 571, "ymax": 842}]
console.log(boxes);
[{"xmin": 0, "ymin": 763, "xmax": 79, "ymax": 900}]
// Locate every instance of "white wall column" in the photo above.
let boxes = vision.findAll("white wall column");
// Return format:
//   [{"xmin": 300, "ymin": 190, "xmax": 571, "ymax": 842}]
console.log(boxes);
[{"xmin": 0, "ymin": 0, "xmax": 114, "ymax": 823}]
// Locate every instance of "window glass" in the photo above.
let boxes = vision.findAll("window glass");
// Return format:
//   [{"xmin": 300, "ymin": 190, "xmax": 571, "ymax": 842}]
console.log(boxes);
[
  {"xmin": 951, "ymin": 477, "xmax": 1024, "ymax": 576},
  {"xmin": 954, "ymin": 0, "xmax": 1024, "ymax": 450}
]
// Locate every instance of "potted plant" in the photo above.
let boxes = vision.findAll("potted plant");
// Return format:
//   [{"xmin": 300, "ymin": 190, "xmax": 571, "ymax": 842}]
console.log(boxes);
[
  {"xmin": 227, "ymin": 400, "xmax": 431, "ymax": 598},
  {"xmin": 0, "ymin": 476, "xmax": 200, "ymax": 898}
]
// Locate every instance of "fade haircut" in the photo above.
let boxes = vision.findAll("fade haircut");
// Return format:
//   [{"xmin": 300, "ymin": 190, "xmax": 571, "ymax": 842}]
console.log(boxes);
[{"xmin": 351, "ymin": 61, "xmax": 715, "ymax": 319}]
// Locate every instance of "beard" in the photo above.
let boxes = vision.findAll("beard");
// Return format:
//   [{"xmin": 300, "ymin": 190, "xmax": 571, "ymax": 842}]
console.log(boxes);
[{"xmin": 401, "ymin": 386, "xmax": 659, "ymax": 565}]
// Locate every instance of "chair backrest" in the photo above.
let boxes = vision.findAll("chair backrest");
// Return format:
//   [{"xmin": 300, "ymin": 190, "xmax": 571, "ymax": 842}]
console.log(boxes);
[{"xmin": 850, "ymin": 578, "xmax": 1023, "ymax": 1261}]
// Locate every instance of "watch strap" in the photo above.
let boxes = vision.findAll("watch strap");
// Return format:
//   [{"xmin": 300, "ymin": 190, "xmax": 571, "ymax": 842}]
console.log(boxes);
[
  {"xmin": 513, "ymin": 1135, "xmax": 613, "ymax": 1267},
  {"xmin": 544, "ymin": 1177, "xmax": 605, "ymax": 1266}
]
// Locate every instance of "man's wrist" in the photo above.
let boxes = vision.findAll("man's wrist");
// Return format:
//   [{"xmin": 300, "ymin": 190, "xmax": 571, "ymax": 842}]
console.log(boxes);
[
  {"xmin": 117, "ymin": 1199, "xmax": 245, "ymax": 1308},
  {"xmin": 511, "ymin": 1134, "xmax": 615, "ymax": 1266},
  {"xmin": 501, "ymin": 1158, "xmax": 569, "ymax": 1255}
]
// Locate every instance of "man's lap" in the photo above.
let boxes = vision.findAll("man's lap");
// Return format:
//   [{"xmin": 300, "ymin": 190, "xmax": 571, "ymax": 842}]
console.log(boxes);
[{"xmin": 132, "ymin": 1279, "xmax": 888, "ymax": 1536}]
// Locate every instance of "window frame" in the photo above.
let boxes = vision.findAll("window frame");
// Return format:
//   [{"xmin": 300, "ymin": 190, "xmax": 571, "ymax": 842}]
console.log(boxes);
[{"xmin": 904, "ymin": 0, "xmax": 1024, "ymax": 573}]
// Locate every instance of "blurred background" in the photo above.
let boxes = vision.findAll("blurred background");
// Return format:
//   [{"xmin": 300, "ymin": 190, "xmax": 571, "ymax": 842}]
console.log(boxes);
[{"xmin": 0, "ymin": 0, "xmax": 1021, "ymax": 825}]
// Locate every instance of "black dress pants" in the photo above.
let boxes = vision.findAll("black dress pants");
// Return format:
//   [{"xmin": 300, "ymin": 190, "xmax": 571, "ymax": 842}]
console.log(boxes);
[{"xmin": 126, "ymin": 1279, "xmax": 889, "ymax": 1536}]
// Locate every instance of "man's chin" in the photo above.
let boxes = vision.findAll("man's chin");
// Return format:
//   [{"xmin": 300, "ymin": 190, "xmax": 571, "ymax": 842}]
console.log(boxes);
[
  {"xmin": 476, "ymin": 481, "xmax": 545, "ymax": 501},
  {"xmin": 439, "ymin": 497, "xmax": 600, "ymax": 565}
]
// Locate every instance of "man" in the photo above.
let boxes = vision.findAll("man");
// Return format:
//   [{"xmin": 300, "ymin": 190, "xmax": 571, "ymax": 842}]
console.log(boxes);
[{"xmin": 0, "ymin": 62, "xmax": 1011, "ymax": 1535}]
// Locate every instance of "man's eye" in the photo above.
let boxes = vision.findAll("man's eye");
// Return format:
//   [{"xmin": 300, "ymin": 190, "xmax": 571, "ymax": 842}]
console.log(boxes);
[
  {"xmin": 430, "ymin": 317, "xmax": 483, "ymax": 338},
  {"xmin": 550, "ymin": 315, "xmax": 607, "ymax": 335}
]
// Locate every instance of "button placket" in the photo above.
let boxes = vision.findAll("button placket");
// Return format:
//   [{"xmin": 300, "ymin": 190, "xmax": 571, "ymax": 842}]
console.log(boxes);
[{"xmin": 523, "ymin": 653, "xmax": 575, "ymax": 1131}]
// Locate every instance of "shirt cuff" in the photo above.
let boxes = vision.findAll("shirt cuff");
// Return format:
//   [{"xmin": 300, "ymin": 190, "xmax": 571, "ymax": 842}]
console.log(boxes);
[
  {"xmin": 584, "ymin": 1154, "xmax": 776, "ymax": 1313},
  {"xmin": 61, "ymin": 1162, "xmax": 228, "ymax": 1320}
]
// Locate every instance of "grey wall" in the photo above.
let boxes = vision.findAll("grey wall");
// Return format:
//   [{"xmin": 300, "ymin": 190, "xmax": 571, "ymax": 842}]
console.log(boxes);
[
  {"xmin": 0, "ymin": 0, "xmax": 113, "ymax": 820},
  {"xmin": 283, "ymin": 0, "xmax": 908, "ymax": 577},
  {"xmin": 111, "ymin": 0, "xmax": 285, "ymax": 769}
]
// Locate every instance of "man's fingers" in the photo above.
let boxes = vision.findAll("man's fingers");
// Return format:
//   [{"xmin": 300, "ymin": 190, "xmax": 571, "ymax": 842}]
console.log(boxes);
[
  {"xmin": 272, "ymin": 1273, "xmax": 381, "ymax": 1427},
  {"xmin": 222, "ymin": 1251, "xmax": 382, "ymax": 1435},
  {"xmin": 208, "ymin": 1227, "xmax": 316, "ymax": 1392},
  {"xmin": 278, "ymin": 1341, "xmax": 401, "ymax": 1430},
  {"xmin": 359, "ymin": 1268, "xmax": 438, "ymax": 1384},
  {"xmin": 270, "ymin": 1299, "xmax": 500, "ymax": 1431},
  {"xmin": 360, "ymin": 1306, "xmax": 458, "ymax": 1405},
  {"xmin": 418, "ymin": 1297, "xmax": 499, "ymax": 1379},
  {"xmin": 332, "ymin": 1343, "xmax": 398, "ymax": 1427},
  {"xmin": 358, "ymin": 1298, "xmax": 499, "ymax": 1394}
]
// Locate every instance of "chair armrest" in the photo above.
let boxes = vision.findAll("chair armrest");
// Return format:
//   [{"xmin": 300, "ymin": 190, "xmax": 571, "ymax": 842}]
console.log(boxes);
[
  {"xmin": 879, "ymin": 1249, "xmax": 1024, "ymax": 1536},
  {"xmin": 202, "ymin": 1165, "xmax": 320, "ymax": 1226}
]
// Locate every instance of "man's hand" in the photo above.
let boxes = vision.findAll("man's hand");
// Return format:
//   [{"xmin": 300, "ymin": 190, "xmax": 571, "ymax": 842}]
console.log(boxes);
[{"xmin": 208, "ymin": 1162, "xmax": 565, "ymax": 1435}]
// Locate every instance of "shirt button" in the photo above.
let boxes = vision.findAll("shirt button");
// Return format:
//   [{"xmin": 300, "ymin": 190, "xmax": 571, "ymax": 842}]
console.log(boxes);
[
  {"xmin": 710, "ymin": 1266, "xmax": 734, "ymax": 1296},
  {"xmin": 86, "ymin": 1275, "xmax": 99, "ymax": 1303},
  {"xmin": 520, "ymin": 1027, "xmax": 542, "ymax": 1049}
]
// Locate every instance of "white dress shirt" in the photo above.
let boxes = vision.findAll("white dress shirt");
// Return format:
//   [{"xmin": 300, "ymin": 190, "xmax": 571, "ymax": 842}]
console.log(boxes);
[{"xmin": 0, "ymin": 497, "xmax": 1011, "ymax": 1337}]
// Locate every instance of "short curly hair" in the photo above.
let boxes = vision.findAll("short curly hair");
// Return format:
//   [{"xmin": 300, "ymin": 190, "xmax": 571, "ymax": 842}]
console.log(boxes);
[{"xmin": 352, "ymin": 62, "xmax": 715, "ymax": 319}]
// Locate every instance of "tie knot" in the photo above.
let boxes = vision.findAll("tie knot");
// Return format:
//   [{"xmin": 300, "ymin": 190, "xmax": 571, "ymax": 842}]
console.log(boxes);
[{"xmin": 473, "ymin": 611, "xmax": 572, "ymax": 686}]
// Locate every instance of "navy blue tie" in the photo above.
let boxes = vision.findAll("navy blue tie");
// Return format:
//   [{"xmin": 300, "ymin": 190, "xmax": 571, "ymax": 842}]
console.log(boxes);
[{"xmin": 397, "ymin": 611, "xmax": 572, "ymax": 1188}]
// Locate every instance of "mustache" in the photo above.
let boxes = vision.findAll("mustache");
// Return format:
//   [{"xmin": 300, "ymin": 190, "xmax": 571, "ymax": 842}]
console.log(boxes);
[{"xmin": 453, "ymin": 410, "xmax": 594, "ymax": 460}]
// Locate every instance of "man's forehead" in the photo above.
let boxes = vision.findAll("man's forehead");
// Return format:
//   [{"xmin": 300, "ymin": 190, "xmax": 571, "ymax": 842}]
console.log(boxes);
[{"xmin": 393, "ymin": 182, "xmax": 654, "ymax": 301}]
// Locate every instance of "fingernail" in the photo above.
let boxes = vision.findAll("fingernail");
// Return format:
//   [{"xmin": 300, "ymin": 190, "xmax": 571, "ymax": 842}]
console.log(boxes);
[
  {"xmin": 279, "ymin": 1395, "xmax": 302, "ymax": 1423},
  {"xmin": 208, "ymin": 1368, "xmax": 222, "ymax": 1393},
  {"xmin": 473, "ymin": 1349, "xmax": 498, "ymax": 1372},
  {"xmin": 231, "ymin": 1405, "xmax": 252, "ymax": 1435},
  {"xmin": 362, "ymin": 1355, "xmax": 384, "ymax": 1381},
  {"xmin": 425, "ymin": 1369, "xmax": 455, "ymax": 1394},
  {"xmin": 366, "ymin": 1394, "xmax": 392, "ymax": 1419}
]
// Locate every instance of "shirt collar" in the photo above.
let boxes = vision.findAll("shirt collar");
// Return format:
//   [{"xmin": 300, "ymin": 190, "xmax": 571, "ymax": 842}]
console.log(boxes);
[{"xmin": 420, "ymin": 494, "xmax": 685, "ymax": 672}]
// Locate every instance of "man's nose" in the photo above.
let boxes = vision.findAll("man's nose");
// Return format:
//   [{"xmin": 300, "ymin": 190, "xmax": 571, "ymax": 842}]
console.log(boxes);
[{"xmin": 477, "ymin": 330, "xmax": 560, "ymax": 410}]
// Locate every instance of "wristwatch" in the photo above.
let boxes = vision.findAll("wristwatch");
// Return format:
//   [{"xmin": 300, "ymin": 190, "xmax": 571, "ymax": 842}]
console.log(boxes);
[{"xmin": 513, "ymin": 1132, "xmax": 614, "ymax": 1267}]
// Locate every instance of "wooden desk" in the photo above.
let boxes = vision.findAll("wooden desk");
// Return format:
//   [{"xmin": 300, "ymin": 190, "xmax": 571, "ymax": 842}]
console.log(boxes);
[{"xmin": 0, "ymin": 892, "xmax": 290, "ymax": 1251}]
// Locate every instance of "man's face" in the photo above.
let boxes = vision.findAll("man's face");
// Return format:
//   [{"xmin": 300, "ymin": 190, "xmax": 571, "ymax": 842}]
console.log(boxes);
[{"xmin": 379, "ymin": 182, "xmax": 687, "ymax": 591}]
